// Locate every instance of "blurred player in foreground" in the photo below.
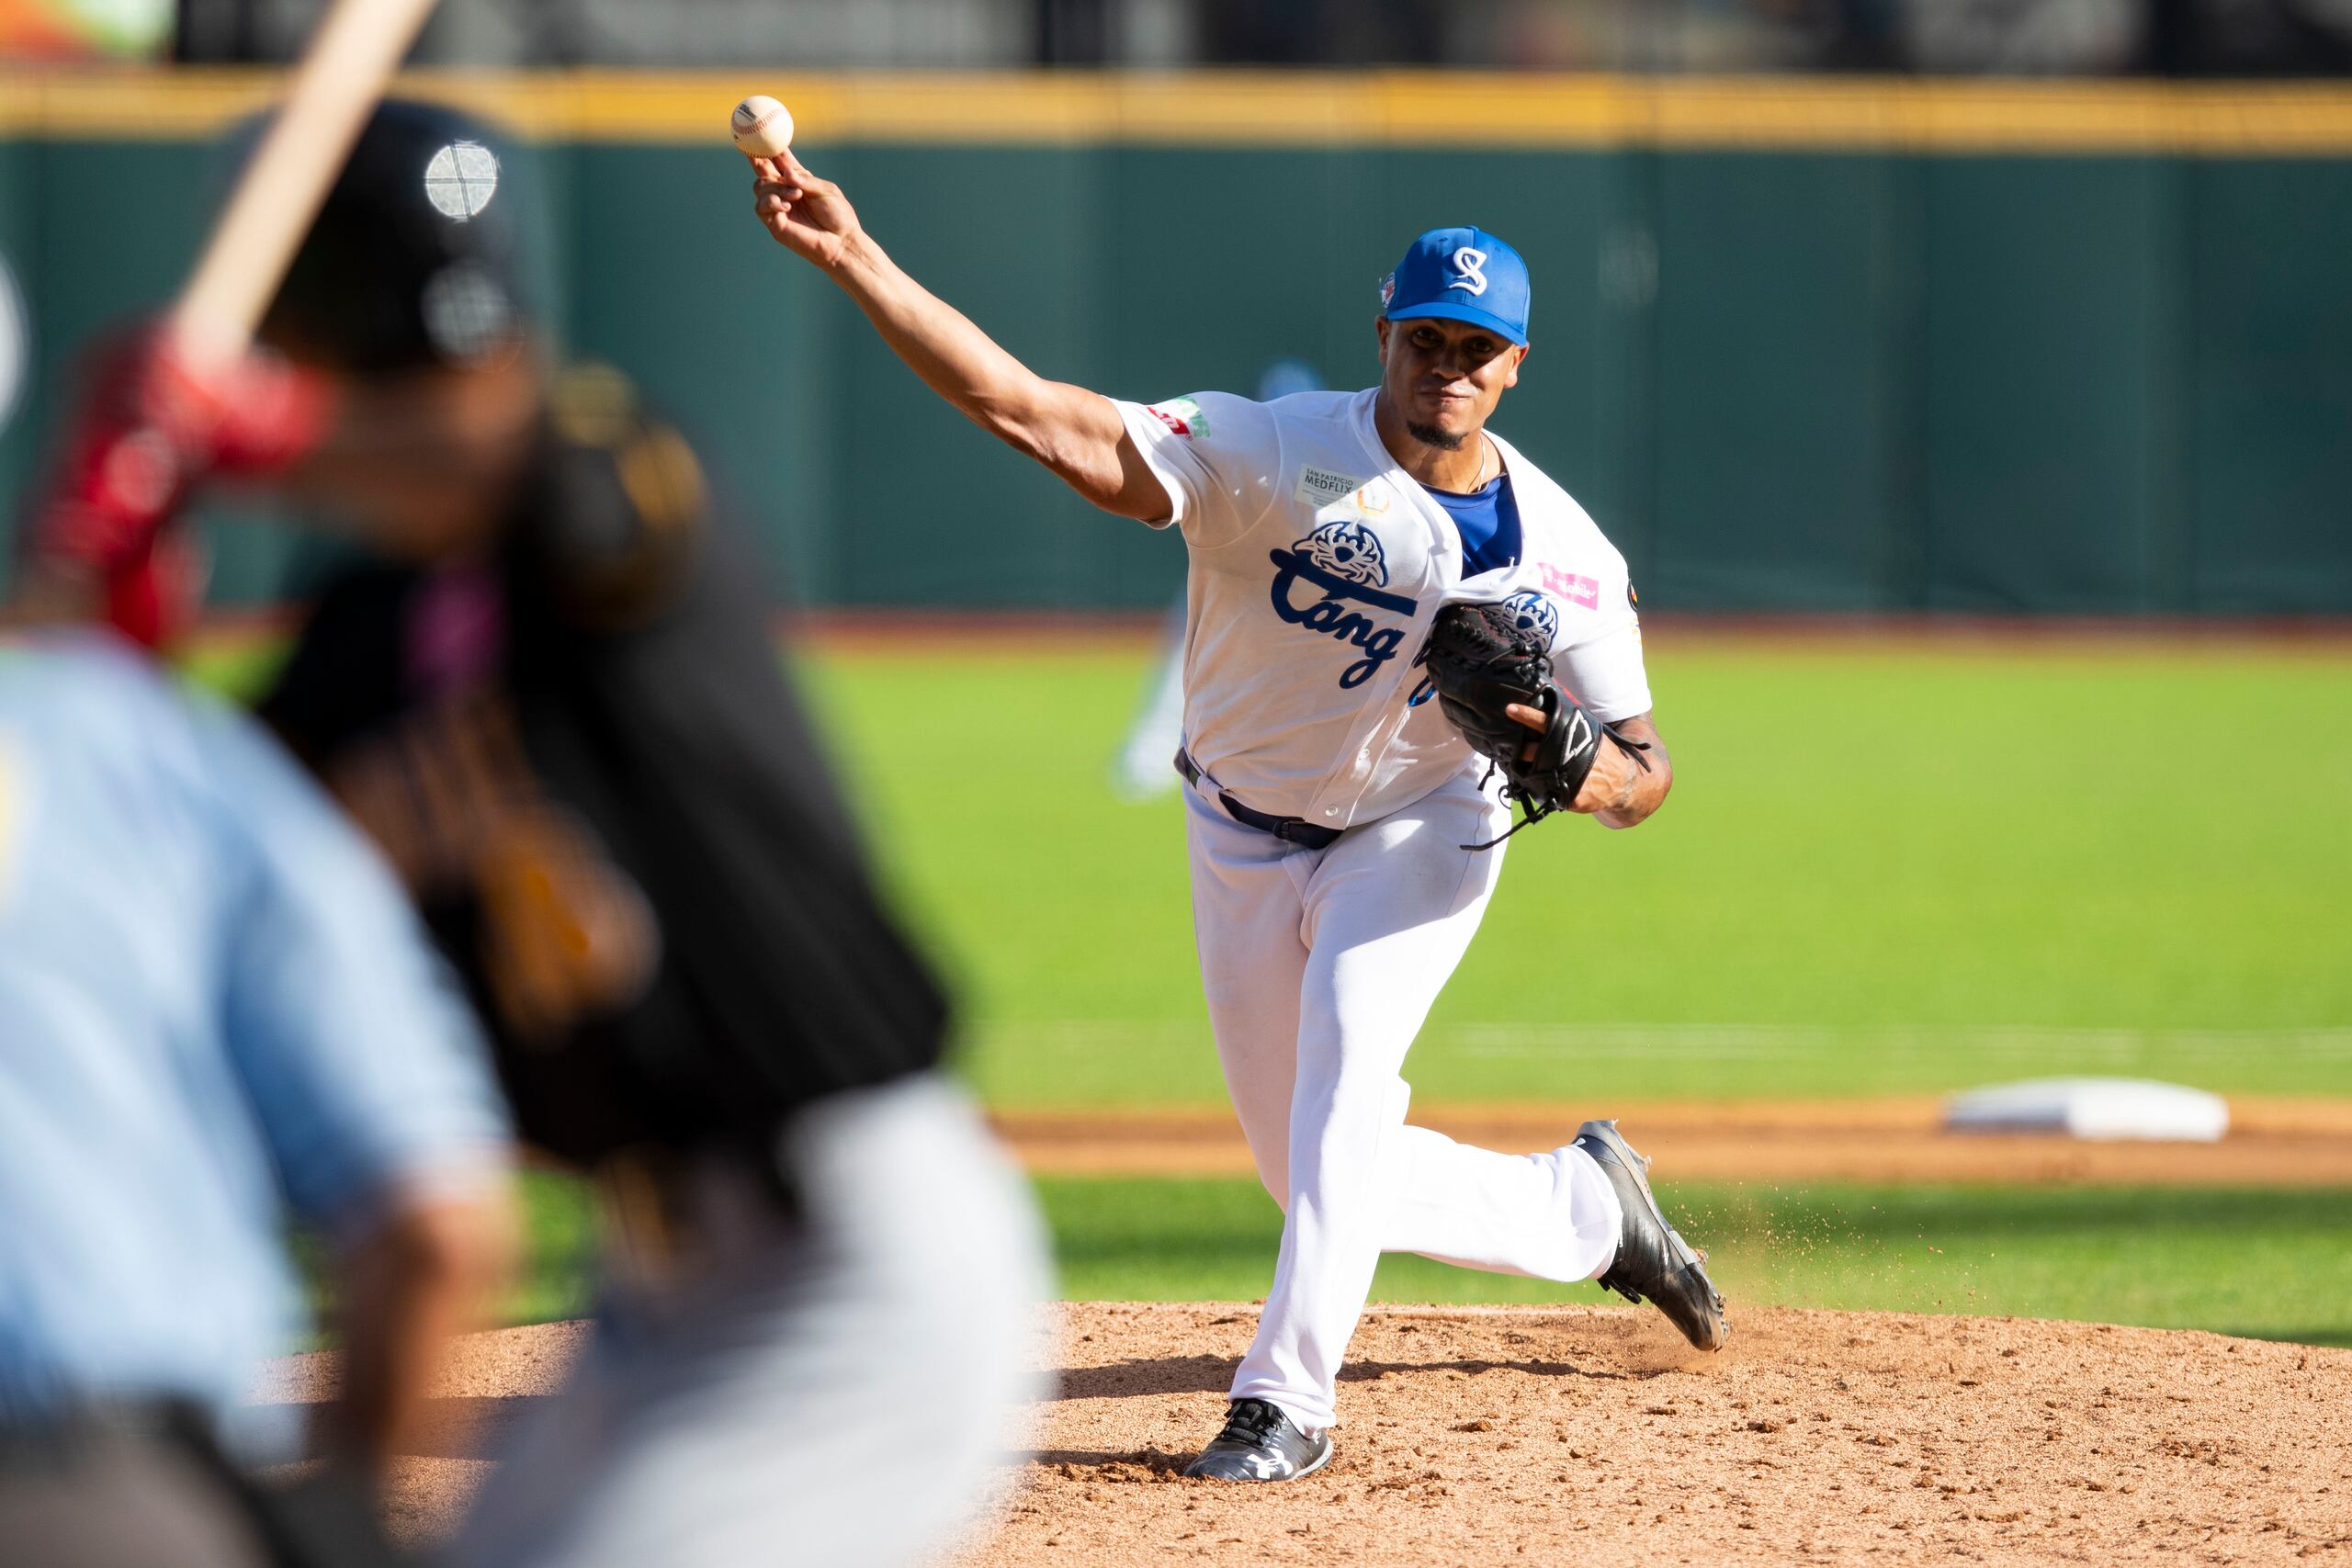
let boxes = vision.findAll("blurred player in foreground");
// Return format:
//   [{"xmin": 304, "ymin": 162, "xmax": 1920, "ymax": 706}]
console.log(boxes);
[
  {"xmin": 748, "ymin": 147, "xmax": 1724, "ymax": 1481},
  {"xmin": 0, "ymin": 631, "xmax": 515, "ymax": 1567},
  {"xmin": 231, "ymin": 102, "xmax": 1043, "ymax": 1567}
]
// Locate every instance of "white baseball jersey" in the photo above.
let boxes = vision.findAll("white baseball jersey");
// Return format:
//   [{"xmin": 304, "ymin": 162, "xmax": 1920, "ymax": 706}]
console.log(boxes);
[{"xmin": 1114, "ymin": 386, "xmax": 1652, "ymax": 829}]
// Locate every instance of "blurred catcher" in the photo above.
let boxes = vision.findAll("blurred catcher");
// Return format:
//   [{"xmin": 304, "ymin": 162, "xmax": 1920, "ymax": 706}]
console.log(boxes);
[
  {"xmin": 258, "ymin": 101, "xmax": 1045, "ymax": 1568},
  {"xmin": 21, "ymin": 100, "xmax": 1046, "ymax": 1568}
]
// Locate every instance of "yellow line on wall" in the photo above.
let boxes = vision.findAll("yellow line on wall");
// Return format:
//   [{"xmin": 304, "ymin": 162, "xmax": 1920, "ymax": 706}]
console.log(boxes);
[{"xmin": 5, "ymin": 69, "xmax": 2352, "ymax": 154}]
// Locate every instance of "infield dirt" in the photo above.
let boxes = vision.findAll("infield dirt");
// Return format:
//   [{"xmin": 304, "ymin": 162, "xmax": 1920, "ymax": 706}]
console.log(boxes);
[{"xmin": 264, "ymin": 1301, "xmax": 2351, "ymax": 1564}]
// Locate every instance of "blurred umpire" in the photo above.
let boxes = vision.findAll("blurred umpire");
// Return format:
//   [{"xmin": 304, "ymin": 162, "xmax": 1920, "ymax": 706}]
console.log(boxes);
[
  {"xmin": 234, "ymin": 101, "xmax": 1046, "ymax": 1568},
  {"xmin": 0, "ymin": 629, "xmax": 517, "ymax": 1568}
]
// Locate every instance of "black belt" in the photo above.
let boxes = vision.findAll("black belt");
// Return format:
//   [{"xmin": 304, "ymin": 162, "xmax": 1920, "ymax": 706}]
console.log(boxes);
[{"xmin": 1174, "ymin": 749, "xmax": 1343, "ymax": 850}]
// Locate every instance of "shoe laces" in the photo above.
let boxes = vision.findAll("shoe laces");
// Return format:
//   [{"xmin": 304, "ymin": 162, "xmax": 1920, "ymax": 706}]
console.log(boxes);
[{"xmin": 1217, "ymin": 1399, "xmax": 1287, "ymax": 1444}]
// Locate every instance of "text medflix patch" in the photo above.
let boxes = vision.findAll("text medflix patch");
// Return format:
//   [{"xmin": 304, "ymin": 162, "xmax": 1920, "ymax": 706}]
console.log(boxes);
[{"xmin": 1295, "ymin": 466, "xmax": 1366, "ymax": 508}]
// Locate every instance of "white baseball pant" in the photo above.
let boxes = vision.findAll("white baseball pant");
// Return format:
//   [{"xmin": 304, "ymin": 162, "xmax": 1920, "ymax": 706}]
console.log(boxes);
[{"xmin": 1182, "ymin": 761, "xmax": 1624, "ymax": 1433}]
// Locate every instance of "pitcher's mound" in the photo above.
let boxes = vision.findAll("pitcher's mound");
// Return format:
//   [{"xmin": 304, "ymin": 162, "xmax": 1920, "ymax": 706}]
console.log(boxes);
[
  {"xmin": 276, "ymin": 1303, "xmax": 2349, "ymax": 1563},
  {"xmin": 964, "ymin": 1302, "xmax": 2348, "ymax": 1565}
]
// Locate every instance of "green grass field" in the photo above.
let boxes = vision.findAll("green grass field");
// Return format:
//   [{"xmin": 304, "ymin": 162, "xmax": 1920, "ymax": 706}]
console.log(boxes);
[
  {"xmin": 195, "ymin": 633, "xmax": 2352, "ymax": 1342},
  {"xmin": 1043, "ymin": 1177, "xmax": 2352, "ymax": 1346},
  {"xmin": 189, "ymin": 634, "xmax": 2352, "ymax": 1105},
  {"xmin": 787, "ymin": 639, "xmax": 2352, "ymax": 1106},
  {"xmin": 505, "ymin": 1168, "xmax": 2352, "ymax": 1347}
]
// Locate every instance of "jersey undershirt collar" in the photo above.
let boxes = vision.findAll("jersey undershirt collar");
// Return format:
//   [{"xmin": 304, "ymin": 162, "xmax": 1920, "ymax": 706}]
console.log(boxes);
[{"xmin": 1422, "ymin": 471, "xmax": 1522, "ymax": 579}]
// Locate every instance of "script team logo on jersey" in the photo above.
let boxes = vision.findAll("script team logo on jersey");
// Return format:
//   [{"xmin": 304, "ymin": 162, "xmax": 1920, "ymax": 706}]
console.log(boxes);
[
  {"xmin": 1501, "ymin": 589, "xmax": 1558, "ymax": 647},
  {"xmin": 1448, "ymin": 247, "xmax": 1488, "ymax": 296},
  {"xmin": 1267, "ymin": 521, "xmax": 1419, "ymax": 690}
]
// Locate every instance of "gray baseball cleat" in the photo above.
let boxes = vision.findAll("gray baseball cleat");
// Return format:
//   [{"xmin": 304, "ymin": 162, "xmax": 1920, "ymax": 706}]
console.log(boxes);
[
  {"xmin": 1183, "ymin": 1398, "xmax": 1335, "ymax": 1482},
  {"xmin": 1574, "ymin": 1118, "xmax": 1729, "ymax": 1351}
]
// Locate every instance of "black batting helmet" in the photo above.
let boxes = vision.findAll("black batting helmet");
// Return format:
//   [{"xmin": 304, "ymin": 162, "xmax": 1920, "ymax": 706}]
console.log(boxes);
[{"xmin": 255, "ymin": 98, "xmax": 537, "ymax": 374}]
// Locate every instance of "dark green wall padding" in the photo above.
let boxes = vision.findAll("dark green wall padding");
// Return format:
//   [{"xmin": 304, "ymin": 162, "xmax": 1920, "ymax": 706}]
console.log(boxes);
[{"xmin": 2, "ymin": 135, "xmax": 2346, "ymax": 614}]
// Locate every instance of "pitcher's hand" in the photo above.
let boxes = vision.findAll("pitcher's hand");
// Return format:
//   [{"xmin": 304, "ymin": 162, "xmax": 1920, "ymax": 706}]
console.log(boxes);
[
  {"xmin": 1505, "ymin": 701, "xmax": 1649, "ymax": 815},
  {"xmin": 749, "ymin": 148, "xmax": 865, "ymax": 271}
]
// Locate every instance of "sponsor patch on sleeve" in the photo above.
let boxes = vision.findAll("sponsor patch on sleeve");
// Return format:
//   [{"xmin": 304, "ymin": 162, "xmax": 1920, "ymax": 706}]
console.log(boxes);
[
  {"xmin": 1537, "ymin": 564, "xmax": 1602, "ymax": 610},
  {"xmin": 1147, "ymin": 397, "xmax": 1209, "ymax": 439}
]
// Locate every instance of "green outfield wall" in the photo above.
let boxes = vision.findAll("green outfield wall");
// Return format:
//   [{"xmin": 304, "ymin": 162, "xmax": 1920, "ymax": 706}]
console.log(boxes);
[{"xmin": 2, "ymin": 72, "xmax": 2347, "ymax": 613}]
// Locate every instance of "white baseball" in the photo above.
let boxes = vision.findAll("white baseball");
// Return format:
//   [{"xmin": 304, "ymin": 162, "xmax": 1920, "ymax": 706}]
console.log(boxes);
[{"xmin": 730, "ymin": 96, "xmax": 794, "ymax": 158}]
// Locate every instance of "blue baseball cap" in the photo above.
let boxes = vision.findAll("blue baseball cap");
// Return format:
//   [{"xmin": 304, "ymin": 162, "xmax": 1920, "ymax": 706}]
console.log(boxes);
[{"xmin": 1379, "ymin": 226, "xmax": 1531, "ymax": 346}]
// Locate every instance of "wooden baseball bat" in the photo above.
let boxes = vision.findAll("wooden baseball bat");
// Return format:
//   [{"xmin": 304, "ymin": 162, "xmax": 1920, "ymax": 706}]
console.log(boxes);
[{"xmin": 168, "ymin": 0, "xmax": 446, "ymax": 379}]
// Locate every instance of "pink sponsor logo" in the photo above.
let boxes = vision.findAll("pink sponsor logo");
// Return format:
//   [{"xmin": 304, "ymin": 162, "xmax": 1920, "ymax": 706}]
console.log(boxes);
[{"xmin": 1537, "ymin": 565, "xmax": 1601, "ymax": 610}]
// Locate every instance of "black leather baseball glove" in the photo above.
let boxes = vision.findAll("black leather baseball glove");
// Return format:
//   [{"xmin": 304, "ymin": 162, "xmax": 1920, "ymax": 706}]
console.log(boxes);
[{"xmin": 1419, "ymin": 599, "xmax": 1650, "ymax": 849}]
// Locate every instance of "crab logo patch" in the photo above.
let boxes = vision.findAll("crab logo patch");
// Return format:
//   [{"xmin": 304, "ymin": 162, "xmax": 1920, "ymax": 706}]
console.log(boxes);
[
  {"xmin": 1301, "ymin": 520, "xmax": 1388, "ymax": 589},
  {"xmin": 1500, "ymin": 589, "xmax": 1558, "ymax": 647}
]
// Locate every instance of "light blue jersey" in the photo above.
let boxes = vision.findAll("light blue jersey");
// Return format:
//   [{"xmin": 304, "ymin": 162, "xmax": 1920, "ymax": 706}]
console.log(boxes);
[{"xmin": 0, "ymin": 634, "xmax": 510, "ymax": 1438}]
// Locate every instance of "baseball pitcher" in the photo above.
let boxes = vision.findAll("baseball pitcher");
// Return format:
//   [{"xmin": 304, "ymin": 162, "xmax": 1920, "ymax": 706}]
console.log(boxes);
[{"xmin": 746, "ymin": 151, "xmax": 1724, "ymax": 1483}]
